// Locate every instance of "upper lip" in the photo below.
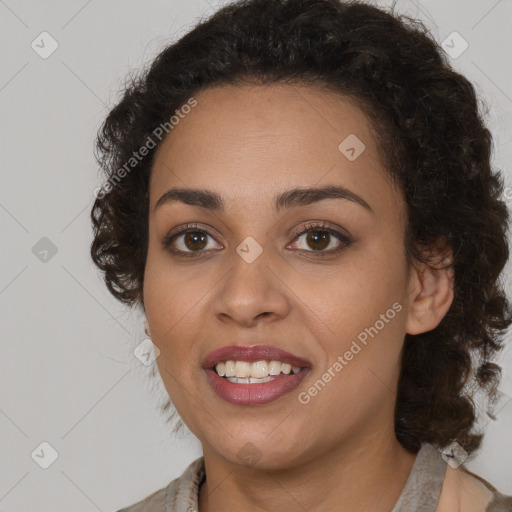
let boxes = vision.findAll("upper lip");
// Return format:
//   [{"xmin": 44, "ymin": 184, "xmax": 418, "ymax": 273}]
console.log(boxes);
[{"xmin": 202, "ymin": 344, "xmax": 311, "ymax": 369}]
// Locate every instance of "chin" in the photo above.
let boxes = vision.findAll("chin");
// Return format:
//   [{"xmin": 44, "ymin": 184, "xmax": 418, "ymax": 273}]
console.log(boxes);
[{"xmin": 209, "ymin": 436, "xmax": 306, "ymax": 471}]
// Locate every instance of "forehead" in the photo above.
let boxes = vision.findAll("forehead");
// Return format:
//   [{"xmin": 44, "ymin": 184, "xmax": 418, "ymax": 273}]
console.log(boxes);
[{"xmin": 149, "ymin": 83, "xmax": 403, "ymax": 218}]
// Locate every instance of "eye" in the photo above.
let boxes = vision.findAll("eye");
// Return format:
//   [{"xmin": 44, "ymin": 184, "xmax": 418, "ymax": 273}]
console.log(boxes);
[
  {"xmin": 288, "ymin": 221, "xmax": 352, "ymax": 255},
  {"xmin": 162, "ymin": 221, "xmax": 352, "ymax": 258},
  {"xmin": 162, "ymin": 223, "xmax": 223, "ymax": 257}
]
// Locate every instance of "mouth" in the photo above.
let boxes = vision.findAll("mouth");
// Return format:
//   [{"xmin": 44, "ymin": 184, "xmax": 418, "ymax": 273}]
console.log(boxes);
[{"xmin": 202, "ymin": 344, "xmax": 311, "ymax": 405}]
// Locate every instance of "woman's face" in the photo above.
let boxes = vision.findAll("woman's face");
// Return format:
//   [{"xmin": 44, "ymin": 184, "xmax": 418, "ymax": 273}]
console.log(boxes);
[{"xmin": 143, "ymin": 83, "xmax": 420, "ymax": 469}]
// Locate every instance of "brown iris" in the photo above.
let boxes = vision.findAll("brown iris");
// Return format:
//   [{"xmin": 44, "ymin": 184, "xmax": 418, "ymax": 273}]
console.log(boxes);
[
  {"xmin": 184, "ymin": 231, "xmax": 208, "ymax": 251},
  {"xmin": 306, "ymin": 230, "xmax": 330, "ymax": 250}
]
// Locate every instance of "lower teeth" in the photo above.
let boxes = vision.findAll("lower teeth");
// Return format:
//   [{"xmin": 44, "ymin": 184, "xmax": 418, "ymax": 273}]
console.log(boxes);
[{"xmin": 226, "ymin": 376, "xmax": 277, "ymax": 384}]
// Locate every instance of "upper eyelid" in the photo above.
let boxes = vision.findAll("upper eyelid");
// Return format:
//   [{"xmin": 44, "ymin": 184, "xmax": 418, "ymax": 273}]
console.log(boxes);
[
  {"xmin": 162, "ymin": 223, "xmax": 220, "ymax": 247},
  {"xmin": 293, "ymin": 220, "xmax": 346, "ymax": 235},
  {"xmin": 167, "ymin": 221, "xmax": 344, "ymax": 238}
]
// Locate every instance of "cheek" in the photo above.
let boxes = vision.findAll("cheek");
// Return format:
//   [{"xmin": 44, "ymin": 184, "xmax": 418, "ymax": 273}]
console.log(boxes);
[
  {"xmin": 294, "ymin": 240, "xmax": 408, "ymax": 404},
  {"xmin": 291, "ymin": 237, "xmax": 407, "ymax": 334},
  {"xmin": 144, "ymin": 246, "xmax": 206, "ymax": 322},
  {"xmin": 143, "ymin": 253, "xmax": 187, "ymax": 357}
]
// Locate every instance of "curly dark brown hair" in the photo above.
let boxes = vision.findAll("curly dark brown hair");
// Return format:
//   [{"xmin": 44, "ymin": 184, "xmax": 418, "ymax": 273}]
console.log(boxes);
[{"xmin": 90, "ymin": 0, "xmax": 511, "ymax": 455}]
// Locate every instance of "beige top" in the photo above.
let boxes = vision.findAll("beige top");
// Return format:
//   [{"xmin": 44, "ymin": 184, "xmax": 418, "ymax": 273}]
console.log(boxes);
[{"xmin": 116, "ymin": 443, "xmax": 512, "ymax": 512}]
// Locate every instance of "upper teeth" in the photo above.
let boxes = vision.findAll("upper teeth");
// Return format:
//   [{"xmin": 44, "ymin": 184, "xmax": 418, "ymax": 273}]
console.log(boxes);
[{"xmin": 215, "ymin": 360, "xmax": 302, "ymax": 379}]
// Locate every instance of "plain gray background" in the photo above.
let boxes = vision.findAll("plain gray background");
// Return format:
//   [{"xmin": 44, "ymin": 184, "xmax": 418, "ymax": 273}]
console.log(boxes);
[{"xmin": 1, "ymin": 0, "xmax": 511, "ymax": 510}]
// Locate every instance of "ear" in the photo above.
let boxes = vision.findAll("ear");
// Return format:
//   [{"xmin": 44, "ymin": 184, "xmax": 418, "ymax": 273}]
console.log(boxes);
[
  {"xmin": 405, "ymin": 240, "xmax": 454, "ymax": 335},
  {"xmin": 144, "ymin": 317, "xmax": 151, "ymax": 338}
]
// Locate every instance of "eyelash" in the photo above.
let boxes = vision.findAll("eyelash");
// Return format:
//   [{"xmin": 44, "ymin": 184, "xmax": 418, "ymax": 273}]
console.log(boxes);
[{"xmin": 162, "ymin": 221, "xmax": 352, "ymax": 258}]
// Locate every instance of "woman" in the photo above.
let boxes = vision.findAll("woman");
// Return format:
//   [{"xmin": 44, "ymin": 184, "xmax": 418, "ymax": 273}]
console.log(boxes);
[{"xmin": 90, "ymin": 0, "xmax": 512, "ymax": 510}]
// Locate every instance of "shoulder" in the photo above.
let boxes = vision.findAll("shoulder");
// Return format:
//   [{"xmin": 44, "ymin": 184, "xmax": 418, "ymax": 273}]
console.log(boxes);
[
  {"xmin": 114, "ymin": 457, "xmax": 205, "ymax": 512},
  {"xmin": 436, "ymin": 463, "xmax": 512, "ymax": 512},
  {"xmin": 115, "ymin": 486, "xmax": 167, "ymax": 512}
]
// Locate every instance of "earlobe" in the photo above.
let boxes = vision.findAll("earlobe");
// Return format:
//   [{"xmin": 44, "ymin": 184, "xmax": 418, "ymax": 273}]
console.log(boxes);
[
  {"xmin": 405, "ymin": 251, "xmax": 454, "ymax": 336},
  {"xmin": 144, "ymin": 318, "xmax": 152, "ymax": 338}
]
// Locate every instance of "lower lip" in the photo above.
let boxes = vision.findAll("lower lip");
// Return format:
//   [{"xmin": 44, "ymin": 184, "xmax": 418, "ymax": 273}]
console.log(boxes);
[{"xmin": 205, "ymin": 368, "xmax": 309, "ymax": 405}]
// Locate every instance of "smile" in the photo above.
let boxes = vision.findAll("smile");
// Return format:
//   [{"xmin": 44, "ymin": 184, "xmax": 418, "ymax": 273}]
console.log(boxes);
[{"xmin": 202, "ymin": 344, "xmax": 311, "ymax": 405}]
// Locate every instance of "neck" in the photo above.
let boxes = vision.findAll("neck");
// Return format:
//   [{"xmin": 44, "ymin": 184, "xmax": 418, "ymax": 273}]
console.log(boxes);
[{"xmin": 198, "ymin": 429, "xmax": 418, "ymax": 512}]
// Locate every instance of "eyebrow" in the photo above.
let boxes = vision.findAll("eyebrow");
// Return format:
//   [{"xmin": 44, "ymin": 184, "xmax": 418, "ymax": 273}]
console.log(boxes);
[{"xmin": 154, "ymin": 184, "xmax": 374, "ymax": 214}]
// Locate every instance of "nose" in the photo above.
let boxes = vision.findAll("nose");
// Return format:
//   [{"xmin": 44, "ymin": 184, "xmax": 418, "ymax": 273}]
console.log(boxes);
[{"xmin": 211, "ymin": 248, "xmax": 292, "ymax": 327}]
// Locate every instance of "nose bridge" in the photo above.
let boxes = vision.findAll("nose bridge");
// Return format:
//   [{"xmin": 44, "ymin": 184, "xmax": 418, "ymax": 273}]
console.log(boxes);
[{"xmin": 211, "ymin": 239, "xmax": 290, "ymax": 325}]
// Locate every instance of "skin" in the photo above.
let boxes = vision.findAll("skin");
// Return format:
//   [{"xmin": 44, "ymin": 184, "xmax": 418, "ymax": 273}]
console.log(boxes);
[{"xmin": 142, "ymin": 83, "xmax": 454, "ymax": 512}]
